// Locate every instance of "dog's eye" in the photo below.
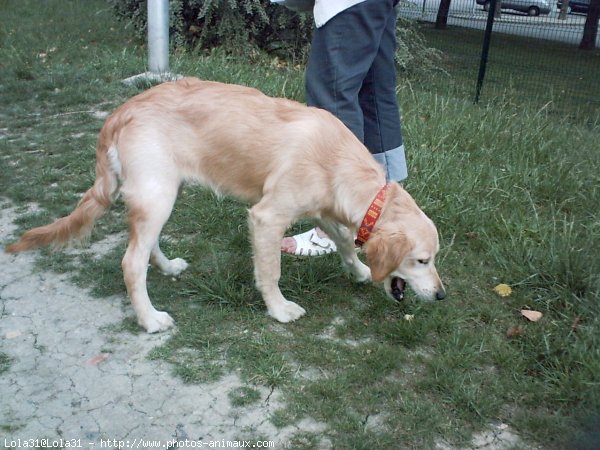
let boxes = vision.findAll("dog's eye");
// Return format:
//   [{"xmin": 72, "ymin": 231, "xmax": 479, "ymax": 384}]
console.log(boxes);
[{"xmin": 417, "ymin": 259, "xmax": 429, "ymax": 265}]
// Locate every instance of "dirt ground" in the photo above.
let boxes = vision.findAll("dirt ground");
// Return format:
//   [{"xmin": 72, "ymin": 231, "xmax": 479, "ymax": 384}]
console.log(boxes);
[
  {"xmin": 0, "ymin": 202, "xmax": 528, "ymax": 449},
  {"xmin": 0, "ymin": 203, "xmax": 326, "ymax": 448}
]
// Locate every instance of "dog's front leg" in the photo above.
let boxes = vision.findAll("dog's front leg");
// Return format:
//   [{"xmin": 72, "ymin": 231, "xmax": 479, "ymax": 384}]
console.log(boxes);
[
  {"xmin": 248, "ymin": 203, "xmax": 306, "ymax": 323},
  {"xmin": 316, "ymin": 219, "xmax": 371, "ymax": 283}
]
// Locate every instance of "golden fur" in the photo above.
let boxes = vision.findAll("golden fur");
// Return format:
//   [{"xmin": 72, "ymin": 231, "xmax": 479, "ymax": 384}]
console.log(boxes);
[{"xmin": 6, "ymin": 78, "xmax": 445, "ymax": 332}]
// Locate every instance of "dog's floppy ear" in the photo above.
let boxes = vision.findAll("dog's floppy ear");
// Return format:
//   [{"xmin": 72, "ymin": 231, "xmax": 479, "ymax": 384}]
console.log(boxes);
[{"xmin": 364, "ymin": 230, "xmax": 412, "ymax": 282}]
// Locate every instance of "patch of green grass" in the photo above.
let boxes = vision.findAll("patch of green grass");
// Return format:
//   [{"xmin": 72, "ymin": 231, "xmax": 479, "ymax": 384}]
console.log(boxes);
[
  {"xmin": 2, "ymin": 1, "xmax": 599, "ymax": 449},
  {"xmin": 228, "ymin": 386, "xmax": 262, "ymax": 407},
  {"xmin": 0, "ymin": 353, "xmax": 12, "ymax": 375},
  {"xmin": 1, "ymin": 423, "xmax": 24, "ymax": 436},
  {"xmin": 414, "ymin": 24, "xmax": 600, "ymax": 124}
]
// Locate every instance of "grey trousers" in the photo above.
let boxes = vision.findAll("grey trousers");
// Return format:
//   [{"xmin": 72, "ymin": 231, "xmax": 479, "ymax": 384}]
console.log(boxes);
[{"xmin": 306, "ymin": 0, "xmax": 407, "ymax": 182}]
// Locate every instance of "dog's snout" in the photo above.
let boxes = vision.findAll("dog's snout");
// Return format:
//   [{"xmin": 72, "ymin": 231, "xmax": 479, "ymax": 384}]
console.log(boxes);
[{"xmin": 435, "ymin": 289, "xmax": 446, "ymax": 301}]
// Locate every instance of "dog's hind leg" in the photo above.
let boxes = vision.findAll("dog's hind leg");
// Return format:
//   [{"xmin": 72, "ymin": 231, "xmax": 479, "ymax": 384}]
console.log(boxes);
[
  {"xmin": 316, "ymin": 219, "xmax": 371, "ymax": 283},
  {"xmin": 249, "ymin": 201, "xmax": 306, "ymax": 323},
  {"xmin": 150, "ymin": 242, "xmax": 189, "ymax": 277},
  {"xmin": 122, "ymin": 189, "xmax": 179, "ymax": 333}
]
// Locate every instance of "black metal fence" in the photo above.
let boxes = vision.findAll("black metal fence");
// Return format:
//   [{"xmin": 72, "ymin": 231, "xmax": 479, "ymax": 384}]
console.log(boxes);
[{"xmin": 397, "ymin": 0, "xmax": 600, "ymax": 122}]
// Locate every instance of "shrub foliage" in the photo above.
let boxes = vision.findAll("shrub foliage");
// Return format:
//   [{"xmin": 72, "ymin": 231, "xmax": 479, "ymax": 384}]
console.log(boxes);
[
  {"xmin": 110, "ymin": 0, "xmax": 313, "ymax": 60},
  {"xmin": 110, "ymin": 0, "xmax": 443, "ymax": 75}
]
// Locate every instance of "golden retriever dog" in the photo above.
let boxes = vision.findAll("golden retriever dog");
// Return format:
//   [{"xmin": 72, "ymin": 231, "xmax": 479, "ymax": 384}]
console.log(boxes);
[{"xmin": 6, "ymin": 78, "xmax": 445, "ymax": 333}]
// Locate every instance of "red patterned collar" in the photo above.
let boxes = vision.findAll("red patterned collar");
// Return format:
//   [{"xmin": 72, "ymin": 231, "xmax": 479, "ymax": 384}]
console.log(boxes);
[{"xmin": 355, "ymin": 183, "xmax": 391, "ymax": 247}]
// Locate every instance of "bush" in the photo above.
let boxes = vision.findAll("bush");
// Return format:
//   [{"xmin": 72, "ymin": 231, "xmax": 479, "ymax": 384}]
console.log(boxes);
[
  {"xmin": 110, "ymin": 0, "xmax": 313, "ymax": 61},
  {"xmin": 396, "ymin": 18, "xmax": 445, "ymax": 80},
  {"xmin": 110, "ymin": 0, "xmax": 443, "ymax": 75}
]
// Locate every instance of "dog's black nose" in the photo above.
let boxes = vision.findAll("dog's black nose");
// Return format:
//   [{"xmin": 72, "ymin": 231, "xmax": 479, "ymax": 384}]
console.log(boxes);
[{"xmin": 436, "ymin": 290, "xmax": 446, "ymax": 301}]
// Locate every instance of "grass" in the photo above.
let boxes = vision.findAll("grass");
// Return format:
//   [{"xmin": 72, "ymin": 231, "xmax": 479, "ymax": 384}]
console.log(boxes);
[
  {"xmin": 1, "ymin": 1, "xmax": 599, "ymax": 448},
  {"xmin": 413, "ymin": 24, "xmax": 600, "ymax": 124},
  {"xmin": 0, "ymin": 353, "xmax": 12, "ymax": 375}
]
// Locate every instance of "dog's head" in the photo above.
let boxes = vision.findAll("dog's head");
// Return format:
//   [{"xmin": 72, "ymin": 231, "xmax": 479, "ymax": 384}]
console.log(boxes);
[{"xmin": 363, "ymin": 186, "xmax": 445, "ymax": 303}]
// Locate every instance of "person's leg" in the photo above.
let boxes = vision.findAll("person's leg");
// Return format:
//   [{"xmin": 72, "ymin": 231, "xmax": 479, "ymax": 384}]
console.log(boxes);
[
  {"xmin": 284, "ymin": 3, "xmax": 375, "ymax": 256},
  {"xmin": 305, "ymin": 0, "xmax": 396, "ymax": 139},
  {"xmin": 283, "ymin": 0, "xmax": 400, "ymax": 255},
  {"xmin": 359, "ymin": 4, "xmax": 408, "ymax": 182}
]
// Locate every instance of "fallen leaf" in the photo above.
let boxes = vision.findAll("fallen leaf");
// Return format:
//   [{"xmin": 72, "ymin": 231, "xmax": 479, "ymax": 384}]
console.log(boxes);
[
  {"xmin": 86, "ymin": 353, "xmax": 110, "ymax": 366},
  {"xmin": 494, "ymin": 283, "xmax": 512, "ymax": 297},
  {"xmin": 521, "ymin": 310, "xmax": 543, "ymax": 322},
  {"xmin": 571, "ymin": 316, "xmax": 581, "ymax": 332},
  {"xmin": 506, "ymin": 325, "xmax": 524, "ymax": 338},
  {"xmin": 5, "ymin": 330, "xmax": 22, "ymax": 339}
]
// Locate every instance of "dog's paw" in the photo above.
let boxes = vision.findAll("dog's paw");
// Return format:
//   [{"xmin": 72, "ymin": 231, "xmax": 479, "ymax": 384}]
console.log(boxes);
[
  {"xmin": 340, "ymin": 255, "xmax": 371, "ymax": 283},
  {"xmin": 353, "ymin": 264, "xmax": 372, "ymax": 283},
  {"xmin": 268, "ymin": 300, "xmax": 306, "ymax": 323},
  {"xmin": 140, "ymin": 310, "xmax": 175, "ymax": 333},
  {"xmin": 348, "ymin": 260, "xmax": 371, "ymax": 283},
  {"xmin": 160, "ymin": 258, "xmax": 189, "ymax": 277}
]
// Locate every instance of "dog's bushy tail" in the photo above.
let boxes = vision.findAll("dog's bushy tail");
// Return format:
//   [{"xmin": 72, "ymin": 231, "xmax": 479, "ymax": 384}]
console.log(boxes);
[{"xmin": 6, "ymin": 120, "xmax": 120, "ymax": 253}]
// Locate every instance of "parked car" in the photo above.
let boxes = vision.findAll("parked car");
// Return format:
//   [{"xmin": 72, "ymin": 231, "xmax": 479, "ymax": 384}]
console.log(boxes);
[
  {"xmin": 476, "ymin": 0, "xmax": 552, "ymax": 15},
  {"xmin": 556, "ymin": 0, "xmax": 590, "ymax": 14}
]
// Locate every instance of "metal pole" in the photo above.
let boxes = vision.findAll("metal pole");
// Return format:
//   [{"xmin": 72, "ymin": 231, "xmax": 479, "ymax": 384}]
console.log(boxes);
[
  {"xmin": 474, "ymin": 0, "xmax": 497, "ymax": 103},
  {"xmin": 147, "ymin": 0, "xmax": 169, "ymax": 74}
]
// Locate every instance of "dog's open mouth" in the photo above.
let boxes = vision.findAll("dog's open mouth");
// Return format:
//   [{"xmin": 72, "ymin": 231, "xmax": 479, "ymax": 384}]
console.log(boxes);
[{"xmin": 391, "ymin": 277, "xmax": 406, "ymax": 302}]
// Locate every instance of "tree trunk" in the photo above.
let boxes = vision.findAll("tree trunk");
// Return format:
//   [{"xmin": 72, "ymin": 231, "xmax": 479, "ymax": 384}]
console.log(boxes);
[
  {"xmin": 579, "ymin": 0, "xmax": 600, "ymax": 49},
  {"xmin": 558, "ymin": 0, "xmax": 569, "ymax": 19},
  {"xmin": 435, "ymin": 0, "xmax": 452, "ymax": 29},
  {"xmin": 495, "ymin": 0, "xmax": 502, "ymax": 18}
]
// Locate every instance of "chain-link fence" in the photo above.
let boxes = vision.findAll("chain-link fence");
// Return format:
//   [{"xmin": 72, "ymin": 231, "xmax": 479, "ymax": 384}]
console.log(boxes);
[{"xmin": 397, "ymin": 0, "xmax": 599, "ymax": 122}]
